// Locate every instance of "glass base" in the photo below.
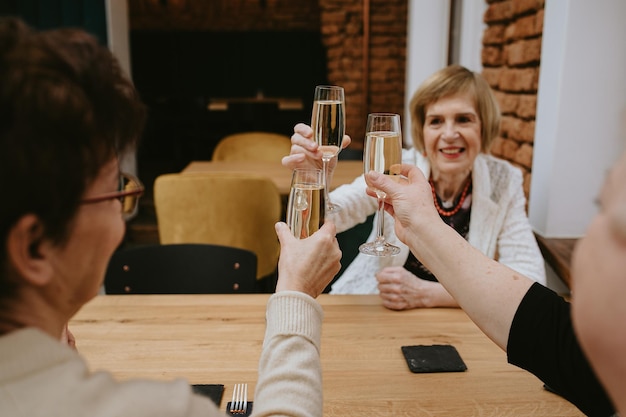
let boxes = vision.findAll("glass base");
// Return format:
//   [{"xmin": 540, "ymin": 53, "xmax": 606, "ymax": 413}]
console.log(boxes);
[{"xmin": 359, "ymin": 241, "xmax": 401, "ymax": 256}]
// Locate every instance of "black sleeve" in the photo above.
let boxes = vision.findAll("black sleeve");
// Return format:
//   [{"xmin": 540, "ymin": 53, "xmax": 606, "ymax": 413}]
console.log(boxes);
[{"xmin": 507, "ymin": 282, "xmax": 615, "ymax": 417}]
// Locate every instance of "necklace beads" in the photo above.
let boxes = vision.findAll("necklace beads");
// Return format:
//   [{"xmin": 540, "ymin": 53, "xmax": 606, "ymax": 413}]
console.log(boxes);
[{"xmin": 430, "ymin": 178, "xmax": 471, "ymax": 217}]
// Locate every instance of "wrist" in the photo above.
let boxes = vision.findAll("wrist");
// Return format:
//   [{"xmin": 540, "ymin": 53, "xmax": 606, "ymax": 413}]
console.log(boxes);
[{"xmin": 275, "ymin": 278, "xmax": 317, "ymax": 299}]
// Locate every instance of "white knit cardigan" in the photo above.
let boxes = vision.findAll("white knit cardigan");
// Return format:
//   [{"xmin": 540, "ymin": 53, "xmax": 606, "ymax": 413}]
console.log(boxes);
[{"xmin": 329, "ymin": 150, "xmax": 546, "ymax": 294}]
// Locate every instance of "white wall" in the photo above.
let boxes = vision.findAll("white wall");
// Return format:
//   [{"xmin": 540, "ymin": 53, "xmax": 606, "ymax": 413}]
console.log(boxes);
[
  {"xmin": 458, "ymin": 0, "xmax": 486, "ymax": 73},
  {"xmin": 404, "ymin": 0, "xmax": 450, "ymax": 146},
  {"xmin": 529, "ymin": 0, "xmax": 626, "ymax": 238},
  {"xmin": 105, "ymin": 0, "xmax": 131, "ymax": 77},
  {"xmin": 105, "ymin": 0, "xmax": 136, "ymax": 176}
]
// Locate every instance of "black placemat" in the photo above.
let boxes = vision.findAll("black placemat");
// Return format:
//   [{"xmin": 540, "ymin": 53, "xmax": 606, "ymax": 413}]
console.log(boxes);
[
  {"xmin": 401, "ymin": 344, "xmax": 467, "ymax": 373},
  {"xmin": 192, "ymin": 384, "xmax": 225, "ymax": 406}
]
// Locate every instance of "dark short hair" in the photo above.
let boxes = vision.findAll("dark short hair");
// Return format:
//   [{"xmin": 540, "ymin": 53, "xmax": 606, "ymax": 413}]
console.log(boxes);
[
  {"xmin": 409, "ymin": 64, "xmax": 501, "ymax": 153},
  {"xmin": 0, "ymin": 18, "xmax": 146, "ymax": 293}
]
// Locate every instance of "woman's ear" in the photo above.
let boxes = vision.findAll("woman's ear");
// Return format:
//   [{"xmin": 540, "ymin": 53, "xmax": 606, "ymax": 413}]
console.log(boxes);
[{"xmin": 6, "ymin": 214, "xmax": 54, "ymax": 286}]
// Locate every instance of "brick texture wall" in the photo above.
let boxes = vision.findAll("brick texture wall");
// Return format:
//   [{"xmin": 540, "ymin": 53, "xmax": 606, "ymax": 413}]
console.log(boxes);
[
  {"xmin": 320, "ymin": 0, "xmax": 407, "ymax": 147},
  {"xmin": 481, "ymin": 0, "xmax": 545, "ymax": 198}
]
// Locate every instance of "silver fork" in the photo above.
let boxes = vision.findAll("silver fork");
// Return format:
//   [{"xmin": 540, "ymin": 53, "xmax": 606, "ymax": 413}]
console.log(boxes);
[{"xmin": 229, "ymin": 383, "xmax": 248, "ymax": 415}]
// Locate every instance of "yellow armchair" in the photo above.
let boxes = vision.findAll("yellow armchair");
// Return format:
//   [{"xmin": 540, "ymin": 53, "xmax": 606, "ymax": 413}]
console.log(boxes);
[
  {"xmin": 154, "ymin": 172, "xmax": 281, "ymax": 281},
  {"xmin": 211, "ymin": 131, "xmax": 292, "ymax": 162}
]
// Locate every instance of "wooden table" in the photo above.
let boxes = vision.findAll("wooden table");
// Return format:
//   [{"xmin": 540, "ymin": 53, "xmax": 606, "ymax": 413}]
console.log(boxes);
[
  {"xmin": 70, "ymin": 294, "xmax": 583, "ymax": 416},
  {"xmin": 181, "ymin": 160, "xmax": 363, "ymax": 196}
]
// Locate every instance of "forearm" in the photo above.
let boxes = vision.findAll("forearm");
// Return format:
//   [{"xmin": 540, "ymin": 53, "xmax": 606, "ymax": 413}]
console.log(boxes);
[
  {"xmin": 254, "ymin": 292, "xmax": 324, "ymax": 417},
  {"xmin": 428, "ymin": 283, "xmax": 460, "ymax": 308},
  {"xmin": 407, "ymin": 221, "xmax": 533, "ymax": 350}
]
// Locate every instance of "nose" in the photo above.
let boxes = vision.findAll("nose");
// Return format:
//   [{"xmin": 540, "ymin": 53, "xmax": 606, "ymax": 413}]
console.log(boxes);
[{"xmin": 441, "ymin": 121, "xmax": 458, "ymax": 140}]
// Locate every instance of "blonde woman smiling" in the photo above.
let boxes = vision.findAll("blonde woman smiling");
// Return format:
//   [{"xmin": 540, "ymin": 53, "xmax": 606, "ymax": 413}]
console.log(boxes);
[{"xmin": 283, "ymin": 65, "xmax": 546, "ymax": 309}]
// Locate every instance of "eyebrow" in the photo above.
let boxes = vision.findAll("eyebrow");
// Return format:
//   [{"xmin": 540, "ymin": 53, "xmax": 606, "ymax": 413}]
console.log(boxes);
[{"xmin": 425, "ymin": 111, "xmax": 477, "ymax": 118}]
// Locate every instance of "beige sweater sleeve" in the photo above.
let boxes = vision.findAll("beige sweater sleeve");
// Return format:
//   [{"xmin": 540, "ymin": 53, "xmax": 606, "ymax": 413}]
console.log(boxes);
[{"xmin": 252, "ymin": 291, "xmax": 324, "ymax": 417}]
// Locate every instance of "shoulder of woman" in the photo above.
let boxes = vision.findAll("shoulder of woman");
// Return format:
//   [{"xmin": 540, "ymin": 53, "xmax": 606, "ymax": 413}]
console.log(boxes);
[
  {"xmin": 402, "ymin": 147, "xmax": 419, "ymax": 163},
  {"xmin": 478, "ymin": 154, "xmax": 522, "ymax": 181},
  {"xmin": 473, "ymin": 155, "xmax": 523, "ymax": 201}
]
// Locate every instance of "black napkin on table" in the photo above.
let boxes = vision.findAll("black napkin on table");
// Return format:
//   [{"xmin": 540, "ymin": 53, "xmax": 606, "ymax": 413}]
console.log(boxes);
[
  {"xmin": 192, "ymin": 384, "xmax": 225, "ymax": 406},
  {"xmin": 401, "ymin": 344, "xmax": 467, "ymax": 373}
]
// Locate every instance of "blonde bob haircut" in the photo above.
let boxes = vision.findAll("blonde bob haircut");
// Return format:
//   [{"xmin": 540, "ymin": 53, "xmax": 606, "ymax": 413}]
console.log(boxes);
[{"xmin": 409, "ymin": 64, "xmax": 501, "ymax": 153}]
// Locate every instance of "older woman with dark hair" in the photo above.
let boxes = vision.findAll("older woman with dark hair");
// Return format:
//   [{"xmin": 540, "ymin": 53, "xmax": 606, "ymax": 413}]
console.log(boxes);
[
  {"xmin": 284, "ymin": 65, "xmax": 545, "ymax": 308},
  {"xmin": 0, "ymin": 17, "xmax": 341, "ymax": 417}
]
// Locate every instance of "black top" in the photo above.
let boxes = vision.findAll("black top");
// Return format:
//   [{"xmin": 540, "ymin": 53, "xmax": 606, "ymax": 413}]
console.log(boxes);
[
  {"xmin": 404, "ymin": 185, "xmax": 472, "ymax": 281},
  {"xmin": 507, "ymin": 282, "xmax": 615, "ymax": 416}
]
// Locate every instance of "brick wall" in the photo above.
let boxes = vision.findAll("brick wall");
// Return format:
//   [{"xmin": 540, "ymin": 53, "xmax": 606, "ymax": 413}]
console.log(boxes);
[
  {"xmin": 320, "ymin": 0, "xmax": 407, "ymax": 147},
  {"xmin": 319, "ymin": 0, "xmax": 364, "ymax": 145},
  {"xmin": 481, "ymin": 0, "xmax": 545, "ymax": 197}
]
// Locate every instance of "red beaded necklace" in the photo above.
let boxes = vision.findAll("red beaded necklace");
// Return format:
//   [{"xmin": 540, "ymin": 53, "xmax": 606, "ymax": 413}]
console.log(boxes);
[{"xmin": 430, "ymin": 177, "xmax": 471, "ymax": 217}]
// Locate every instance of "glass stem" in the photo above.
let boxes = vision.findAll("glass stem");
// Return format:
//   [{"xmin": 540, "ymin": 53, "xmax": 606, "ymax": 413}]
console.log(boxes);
[
  {"xmin": 322, "ymin": 157, "xmax": 332, "ymax": 208},
  {"xmin": 375, "ymin": 193, "xmax": 386, "ymax": 247}
]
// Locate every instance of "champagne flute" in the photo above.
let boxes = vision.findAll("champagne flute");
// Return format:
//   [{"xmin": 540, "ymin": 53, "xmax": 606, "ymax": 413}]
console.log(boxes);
[
  {"xmin": 311, "ymin": 85, "xmax": 345, "ymax": 213},
  {"xmin": 286, "ymin": 168, "xmax": 325, "ymax": 239},
  {"xmin": 359, "ymin": 113, "xmax": 403, "ymax": 256}
]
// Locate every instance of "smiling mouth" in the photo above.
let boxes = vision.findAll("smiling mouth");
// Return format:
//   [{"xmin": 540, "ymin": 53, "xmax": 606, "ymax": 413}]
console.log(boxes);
[{"xmin": 440, "ymin": 147, "xmax": 465, "ymax": 155}]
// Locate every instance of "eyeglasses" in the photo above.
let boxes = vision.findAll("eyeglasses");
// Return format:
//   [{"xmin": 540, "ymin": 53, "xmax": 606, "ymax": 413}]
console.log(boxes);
[{"xmin": 81, "ymin": 172, "xmax": 144, "ymax": 220}]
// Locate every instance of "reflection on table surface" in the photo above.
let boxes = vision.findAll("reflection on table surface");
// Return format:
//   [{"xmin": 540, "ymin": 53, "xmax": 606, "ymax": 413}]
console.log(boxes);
[
  {"xmin": 181, "ymin": 160, "xmax": 363, "ymax": 196},
  {"xmin": 70, "ymin": 294, "xmax": 583, "ymax": 416}
]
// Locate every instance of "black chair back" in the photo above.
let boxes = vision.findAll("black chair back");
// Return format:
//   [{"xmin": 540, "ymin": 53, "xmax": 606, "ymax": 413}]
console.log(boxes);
[{"xmin": 104, "ymin": 244, "xmax": 257, "ymax": 294}]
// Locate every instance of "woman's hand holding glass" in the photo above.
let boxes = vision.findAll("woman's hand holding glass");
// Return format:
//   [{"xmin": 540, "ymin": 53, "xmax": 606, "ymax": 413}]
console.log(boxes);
[
  {"xmin": 282, "ymin": 123, "xmax": 352, "ymax": 189},
  {"xmin": 283, "ymin": 124, "xmax": 353, "ymax": 167},
  {"xmin": 275, "ymin": 221, "xmax": 342, "ymax": 299}
]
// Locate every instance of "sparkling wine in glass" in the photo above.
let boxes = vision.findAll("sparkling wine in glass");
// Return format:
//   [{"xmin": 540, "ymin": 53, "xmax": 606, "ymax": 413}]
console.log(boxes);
[
  {"xmin": 286, "ymin": 168, "xmax": 325, "ymax": 239},
  {"xmin": 311, "ymin": 85, "xmax": 345, "ymax": 213},
  {"xmin": 359, "ymin": 113, "xmax": 403, "ymax": 256}
]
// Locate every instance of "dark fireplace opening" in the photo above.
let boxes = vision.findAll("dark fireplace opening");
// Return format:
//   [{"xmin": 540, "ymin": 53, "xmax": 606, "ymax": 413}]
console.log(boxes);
[{"xmin": 130, "ymin": 30, "xmax": 328, "ymax": 188}]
